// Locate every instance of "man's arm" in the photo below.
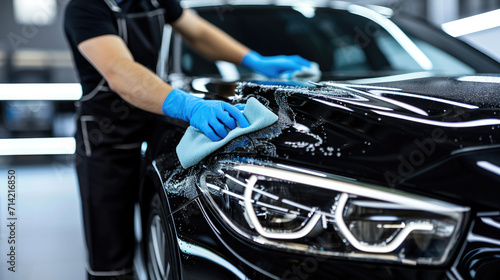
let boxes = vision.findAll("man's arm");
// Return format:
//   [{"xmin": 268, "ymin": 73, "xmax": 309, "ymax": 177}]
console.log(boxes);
[
  {"xmin": 76, "ymin": 8, "xmax": 312, "ymax": 139},
  {"xmin": 171, "ymin": 9, "xmax": 250, "ymax": 65},
  {"xmin": 77, "ymin": 8, "xmax": 249, "ymax": 115},
  {"xmin": 172, "ymin": 9, "xmax": 315, "ymax": 78},
  {"xmin": 78, "ymin": 35, "xmax": 170, "ymax": 115},
  {"xmin": 77, "ymin": 8, "xmax": 311, "ymax": 114},
  {"xmin": 77, "ymin": 32, "xmax": 250, "ymax": 141}
]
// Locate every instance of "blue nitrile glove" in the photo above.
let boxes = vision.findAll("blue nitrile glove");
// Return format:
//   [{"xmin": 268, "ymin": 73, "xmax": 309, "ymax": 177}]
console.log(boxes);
[
  {"xmin": 241, "ymin": 50, "xmax": 312, "ymax": 78},
  {"xmin": 162, "ymin": 89, "xmax": 250, "ymax": 141}
]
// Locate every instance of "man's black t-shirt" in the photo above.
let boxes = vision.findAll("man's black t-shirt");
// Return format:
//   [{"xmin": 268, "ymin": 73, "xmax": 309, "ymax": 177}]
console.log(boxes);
[{"xmin": 64, "ymin": 0, "xmax": 182, "ymax": 96}]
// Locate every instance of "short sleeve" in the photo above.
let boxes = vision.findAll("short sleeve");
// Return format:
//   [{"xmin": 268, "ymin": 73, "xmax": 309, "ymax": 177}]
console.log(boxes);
[
  {"xmin": 64, "ymin": 0, "xmax": 118, "ymax": 46},
  {"xmin": 158, "ymin": 0, "xmax": 184, "ymax": 23}
]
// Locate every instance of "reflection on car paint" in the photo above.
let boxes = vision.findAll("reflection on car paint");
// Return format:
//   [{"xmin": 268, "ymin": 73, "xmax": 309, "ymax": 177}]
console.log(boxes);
[
  {"xmin": 178, "ymin": 239, "xmax": 248, "ymax": 280},
  {"xmin": 372, "ymin": 110, "xmax": 500, "ymax": 127},
  {"xmin": 141, "ymin": 2, "xmax": 500, "ymax": 278},
  {"xmin": 476, "ymin": 161, "xmax": 500, "ymax": 176},
  {"xmin": 369, "ymin": 90, "xmax": 480, "ymax": 109}
]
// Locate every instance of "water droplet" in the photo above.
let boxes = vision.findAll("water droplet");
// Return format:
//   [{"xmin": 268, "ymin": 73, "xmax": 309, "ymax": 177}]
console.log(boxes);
[
  {"xmin": 377, "ymin": 118, "xmax": 381, "ymax": 121},
  {"xmin": 337, "ymin": 152, "xmax": 341, "ymax": 157},
  {"xmin": 362, "ymin": 150, "xmax": 366, "ymax": 154}
]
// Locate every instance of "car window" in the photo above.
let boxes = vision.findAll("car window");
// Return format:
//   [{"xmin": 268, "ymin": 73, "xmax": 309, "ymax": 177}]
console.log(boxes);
[
  {"xmin": 411, "ymin": 39, "xmax": 475, "ymax": 75},
  {"xmin": 177, "ymin": 6, "xmax": 475, "ymax": 77}
]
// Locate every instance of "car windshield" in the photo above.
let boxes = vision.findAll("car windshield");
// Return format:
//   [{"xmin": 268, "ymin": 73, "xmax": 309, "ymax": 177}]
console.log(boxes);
[{"xmin": 178, "ymin": 5, "xmax": 475, "ymax": 78}]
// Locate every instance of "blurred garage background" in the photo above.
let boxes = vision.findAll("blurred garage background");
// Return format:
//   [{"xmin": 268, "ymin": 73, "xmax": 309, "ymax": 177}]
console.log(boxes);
[{"xmin": 0, "ymin": 0, "xmax": 499, "ymax": 279}]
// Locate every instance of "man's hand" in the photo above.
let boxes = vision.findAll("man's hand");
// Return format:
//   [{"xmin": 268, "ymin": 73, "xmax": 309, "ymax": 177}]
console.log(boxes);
[
  {"xmin": 241, "ymin": 51, "xmax": 312, "ymax": 78},
  {"xmin": 162, "ymin": 89, "xmax": 250, "ymax": 141},
  {"xmin": 77, "ymin": 17, "xmax": 251, "ymax": 142}
]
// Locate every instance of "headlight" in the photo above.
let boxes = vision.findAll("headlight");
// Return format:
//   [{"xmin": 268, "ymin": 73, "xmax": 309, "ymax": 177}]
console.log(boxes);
[{"xmin": 198, "ymin": 161, "xmax": 470, "ymax": 265}]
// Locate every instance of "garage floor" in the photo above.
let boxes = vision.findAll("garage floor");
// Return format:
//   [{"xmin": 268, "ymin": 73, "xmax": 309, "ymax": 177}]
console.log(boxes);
[{"xmin": 0, "ymin": 157, "xmax": 86, "ymax": 280}]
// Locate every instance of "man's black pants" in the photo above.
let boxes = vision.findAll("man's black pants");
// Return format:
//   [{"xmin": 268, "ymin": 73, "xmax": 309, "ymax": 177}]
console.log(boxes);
[{"xmin": 75, "ymin": 103, "xmax": 168, "ymax": 280}]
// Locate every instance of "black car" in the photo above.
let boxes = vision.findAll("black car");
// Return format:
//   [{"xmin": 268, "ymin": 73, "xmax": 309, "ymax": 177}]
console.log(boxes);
[{"xmin": 136, "ymin": 1, "xmax": 500, "ymax": 280}]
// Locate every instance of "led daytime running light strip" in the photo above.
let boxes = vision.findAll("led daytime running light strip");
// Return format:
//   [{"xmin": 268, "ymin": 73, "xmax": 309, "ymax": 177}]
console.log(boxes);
[
  {"xmin": 234, "ymin": 165, "xmax": 469, "ymax": 214},
  {"xmin": 244, "ymin": 175, "xmax": 323, "ymax": 240},
  {"xmin": 240, "ymin": 174, "xmax": 436, "ymax": 253},
  {"xmin": 335, "ymin": 193, "xmax": 434, "ymax": 253}
]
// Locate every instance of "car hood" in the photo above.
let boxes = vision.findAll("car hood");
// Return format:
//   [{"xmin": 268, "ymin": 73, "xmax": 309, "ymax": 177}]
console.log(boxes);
[{"xmin": 200, "ymin": 75, "xmax": 500, "ymax": 209}]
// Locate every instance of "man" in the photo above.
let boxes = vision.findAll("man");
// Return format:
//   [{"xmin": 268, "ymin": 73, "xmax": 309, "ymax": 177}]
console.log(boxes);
[{"xmin": 64, "ymin": 0, "xmax": 313, "ymax": 278}]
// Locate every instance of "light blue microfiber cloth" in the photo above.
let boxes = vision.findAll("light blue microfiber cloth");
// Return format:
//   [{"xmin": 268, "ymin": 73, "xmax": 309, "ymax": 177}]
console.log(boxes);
[{"xmin": 176, "ymin": 97, "xmax": 279, "ymax": 168}]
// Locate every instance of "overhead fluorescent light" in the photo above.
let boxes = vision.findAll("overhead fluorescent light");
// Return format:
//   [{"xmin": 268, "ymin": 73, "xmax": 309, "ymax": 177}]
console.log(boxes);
[
  {"xmin": 0, "ymin": 137, "xmax": 76, "ymax": 156},
  {"xmin": 0, "ymin": 83, "xmax": 82, "ymax": 101},
  {"xmin": 13, "ymin": 0, "xmax": 57, "ymax": 26},
  {"xmin": 442, "ymin": 9, "xmax": 500, "ymax": 37}
]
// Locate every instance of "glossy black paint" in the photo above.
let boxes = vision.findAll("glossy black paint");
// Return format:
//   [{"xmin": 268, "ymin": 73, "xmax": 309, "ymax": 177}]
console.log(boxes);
[
  {"xmin": 225, "ymin": 78, "xmax": 500, "ymax": 208},
  {"xmin": 458, "ymin": 216, "xmax": 500, "ymax": 279},
  {"xmin": 142, "ymin": 76, "xmax": 500, "ymax": 280},
  {"xmin": 170, "ymin": 197, "xmax": 450, "ymax": 280},
  {"xmin": 139, "ymin": 3, "xmax": 500, "ymax": 280}
]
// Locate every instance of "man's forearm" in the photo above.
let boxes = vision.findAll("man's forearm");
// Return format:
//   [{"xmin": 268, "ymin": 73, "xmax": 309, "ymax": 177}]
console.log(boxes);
[
  {"xmin": 173, "ymin": 9, "xmax": 250, "ymax": 65},
  {"xmin": 186, "ymin": 23, "xmax": 249, "ymax": 64},
  {"xmin": 78, "ymin": 35, "xmax": 173, "ymax": 115},
  {"xmin": 107, "ymin": 58, "xmax": 172, "ymax": 115}
]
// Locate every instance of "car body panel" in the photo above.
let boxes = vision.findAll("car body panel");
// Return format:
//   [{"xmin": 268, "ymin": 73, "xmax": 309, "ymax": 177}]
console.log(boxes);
[
  {"xmin": 147, "ymin": 76, "xmax": 500, "ymax": 279},
  {"xmin": 139, "ymin": 2, "xmax": 500, "ymax": 279},
  {"xmin": 456, "ymin": 214, "xmax": 500, "ymax": 279},
  {"xmin": 170, "ymin": 197, "xmax": 451, "ymax": 280},
  {"xmin": 194, "ymin": 77, "xmax": 500, "ymax": 204}
]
